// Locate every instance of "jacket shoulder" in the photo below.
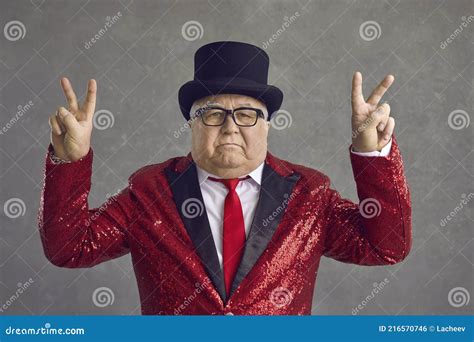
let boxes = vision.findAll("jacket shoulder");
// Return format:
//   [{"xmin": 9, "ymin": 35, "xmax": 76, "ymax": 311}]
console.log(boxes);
[
  {"xmin": 273, "ymin": 156, "xmax": 331, "ymax": 189},
  {"xmin": 126, "ymin": 155, "xmax": 186, "ymax": 186}
]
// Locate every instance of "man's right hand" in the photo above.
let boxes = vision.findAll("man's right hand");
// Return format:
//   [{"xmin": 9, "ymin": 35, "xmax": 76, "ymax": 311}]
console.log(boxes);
[{"xmin": 48, "ymin": 77, "xmax": 97, "ymax": 162}]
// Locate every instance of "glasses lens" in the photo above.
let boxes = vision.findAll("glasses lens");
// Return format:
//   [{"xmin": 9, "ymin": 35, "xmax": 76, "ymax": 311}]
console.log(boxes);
[
  {"xmin": 234, "ymin": 109, "xmax": 258, "ymax": 126},
  {"xmin": 202, "ymin": 108, "xmax": 226, "ymax": 125}
]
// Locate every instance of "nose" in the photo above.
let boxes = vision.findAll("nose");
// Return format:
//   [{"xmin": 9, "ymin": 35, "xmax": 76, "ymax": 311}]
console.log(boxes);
[{"xmin": 221, "ymin": 112, "xmax": 239, "ymax": 133}]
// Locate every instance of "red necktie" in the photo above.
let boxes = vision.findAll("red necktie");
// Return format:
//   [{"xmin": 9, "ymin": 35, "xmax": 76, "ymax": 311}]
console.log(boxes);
[{"xmin": 208, "ymin": 175, "xmax": 250, "ymax": 297}]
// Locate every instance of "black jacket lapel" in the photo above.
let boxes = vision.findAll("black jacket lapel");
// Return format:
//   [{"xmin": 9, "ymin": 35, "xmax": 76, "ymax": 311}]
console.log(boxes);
[
  {"xmin": 230, "ymin": 163, "xmax": 301, "ymax": 296},
  {"xmin": 165, "ymin": 163, "xmax": 227, "ymax": 302}
]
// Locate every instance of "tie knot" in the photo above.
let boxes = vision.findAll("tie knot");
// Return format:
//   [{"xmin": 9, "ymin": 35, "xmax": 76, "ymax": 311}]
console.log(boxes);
[{"xmin": 208, "ymin": 175, "xmax": 251, "ymax": 191}]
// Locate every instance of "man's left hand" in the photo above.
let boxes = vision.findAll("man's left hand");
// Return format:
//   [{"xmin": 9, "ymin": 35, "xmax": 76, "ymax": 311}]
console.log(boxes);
[{"xmin": 351, "ymin": 71, "xmax": 395, "ymax": 152}]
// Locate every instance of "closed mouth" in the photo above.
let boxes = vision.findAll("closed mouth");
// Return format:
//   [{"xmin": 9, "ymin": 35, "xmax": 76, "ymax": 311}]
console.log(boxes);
[{"xmin": 219, "ymin": 143, "xmax": 241, "ymax": 147}]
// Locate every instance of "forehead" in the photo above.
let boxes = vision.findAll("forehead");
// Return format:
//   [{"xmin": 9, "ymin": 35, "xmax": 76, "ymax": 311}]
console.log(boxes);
[{"xmin": 194, "ymin": 94, "xmax": 266, "ymax": 107}]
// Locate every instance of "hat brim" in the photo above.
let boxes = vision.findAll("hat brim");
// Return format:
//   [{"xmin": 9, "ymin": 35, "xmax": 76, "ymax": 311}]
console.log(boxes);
[{"xmin": 178, "ymin": 79, "xmax": 283, "ymax": 121}]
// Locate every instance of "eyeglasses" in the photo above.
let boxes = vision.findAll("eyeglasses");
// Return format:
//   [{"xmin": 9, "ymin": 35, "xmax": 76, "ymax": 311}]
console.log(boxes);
[{"xmin": 193, "ymin": 105, "xmax": 265, "ymax": 127}]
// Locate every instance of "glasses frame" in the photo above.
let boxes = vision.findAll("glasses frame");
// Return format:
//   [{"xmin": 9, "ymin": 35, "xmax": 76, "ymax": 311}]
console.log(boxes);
[{"xmin": 193, "ymin": 105, "xmax": 266, "ymax": 127}]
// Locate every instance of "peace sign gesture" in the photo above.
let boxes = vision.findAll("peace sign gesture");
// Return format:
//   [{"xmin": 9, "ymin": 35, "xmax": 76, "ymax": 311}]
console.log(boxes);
[
  {"xmin": 351, "ymin": 71, "xmax": 395, "ymax": 152},
  {"xmin": 48, "ymin": 77, "xmax": 97, "ymax": 161}
]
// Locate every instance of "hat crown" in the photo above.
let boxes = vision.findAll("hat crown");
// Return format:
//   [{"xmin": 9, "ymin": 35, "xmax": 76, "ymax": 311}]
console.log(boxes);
[
  {"xmin": 194, "ymin": 41, "xmax": 269, "ymax": 84},
  {"xmin": 178, "ymin": 40, "xmax": 283, "ymax": 121}
]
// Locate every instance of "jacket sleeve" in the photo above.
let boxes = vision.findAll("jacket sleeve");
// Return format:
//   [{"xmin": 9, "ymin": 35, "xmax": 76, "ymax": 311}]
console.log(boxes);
[
  {"xmin": 37, "ymin": 143, "xmax": 136, "ymax": 268},
  {"xmin": 322, "ymin": 134, "xmax": 412, "ymax": 265}
]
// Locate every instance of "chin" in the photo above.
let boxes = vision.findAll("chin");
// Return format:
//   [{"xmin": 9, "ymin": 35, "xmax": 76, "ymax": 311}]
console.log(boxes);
[{"xmin": 214, "ymin": 152, "xmax": 244, "ymax": 169}]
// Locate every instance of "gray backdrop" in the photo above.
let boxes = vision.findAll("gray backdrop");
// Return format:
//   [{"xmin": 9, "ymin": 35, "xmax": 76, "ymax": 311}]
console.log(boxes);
[{"xmin": 0, "ymin": 0, "xmax": 472, "ymax": 315}]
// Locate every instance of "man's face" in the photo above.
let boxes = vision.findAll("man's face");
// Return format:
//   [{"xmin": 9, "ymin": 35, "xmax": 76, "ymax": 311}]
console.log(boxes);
[{"xmin": 190, "ymin": 94, "xmax": 270, "ymax": 174}]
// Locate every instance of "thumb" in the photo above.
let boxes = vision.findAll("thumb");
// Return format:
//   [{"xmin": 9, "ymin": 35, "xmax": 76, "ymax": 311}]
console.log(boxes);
[{"xmin": 58, "ymin": 107, "xmax": 81, "ymax": 133}]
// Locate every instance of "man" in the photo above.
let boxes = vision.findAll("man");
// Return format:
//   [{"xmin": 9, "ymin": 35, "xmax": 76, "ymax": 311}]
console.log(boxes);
[{"xmin": 38, "ymin": 41, "xmax": 412, "ymax": 315}]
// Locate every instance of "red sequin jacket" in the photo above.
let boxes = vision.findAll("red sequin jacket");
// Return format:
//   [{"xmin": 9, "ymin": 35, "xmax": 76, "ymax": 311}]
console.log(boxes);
[{"xmin": 37, "ymin": 134, "xmax": 412, "ymax": 315}]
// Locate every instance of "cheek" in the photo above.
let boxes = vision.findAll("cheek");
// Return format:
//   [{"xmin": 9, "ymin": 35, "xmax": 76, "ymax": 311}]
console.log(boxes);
[
  {"xmin": 193, "ymin": 127, "xmax": 217, "ymax": 151},
  {"xmin": 242, "ymin": 127, "xmax": 268, "ymax": 150}
]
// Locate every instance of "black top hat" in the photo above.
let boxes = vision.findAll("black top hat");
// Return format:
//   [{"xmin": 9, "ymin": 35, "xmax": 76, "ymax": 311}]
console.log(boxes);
[{"xmin": 178, "ymin": 41, "xmax": 283, "ymax": 121}]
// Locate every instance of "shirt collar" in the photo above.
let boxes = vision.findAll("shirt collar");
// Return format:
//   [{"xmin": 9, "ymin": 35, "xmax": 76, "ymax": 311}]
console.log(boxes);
[{"xmin": 196, "ymin": 161, "xmax": 264, "ymax": 186}]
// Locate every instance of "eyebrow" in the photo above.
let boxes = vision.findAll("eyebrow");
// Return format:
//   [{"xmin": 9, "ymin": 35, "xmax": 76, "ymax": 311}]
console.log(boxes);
[{"xmin": 205, "ymin": 102, "xmax": 253, "ymax": 107}]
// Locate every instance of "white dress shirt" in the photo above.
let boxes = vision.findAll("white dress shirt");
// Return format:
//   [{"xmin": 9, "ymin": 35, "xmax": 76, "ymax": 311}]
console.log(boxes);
[{"xmin": 195, "ymin": 138, "xmax": 392, "ymax": 270}]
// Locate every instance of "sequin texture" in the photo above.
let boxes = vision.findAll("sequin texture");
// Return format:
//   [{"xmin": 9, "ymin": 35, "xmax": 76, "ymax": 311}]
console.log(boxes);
[{"xmin": 37, "ymin": 134, "xmax": 412, "ymax": 314}]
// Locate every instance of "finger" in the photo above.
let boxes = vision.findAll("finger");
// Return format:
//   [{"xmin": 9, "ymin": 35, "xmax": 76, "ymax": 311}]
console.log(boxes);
[
  {"xmin": 55, "ymin": 109, "xmax": 67, "ymax": 133},
  {"xmin": 367, "ymin": 74, "xmax": 394, "ymax": 106},
  {"xmin": 58, "ymin": 107, "xmax": 81, "ymax": 133},
  {"xmin": 60, "ymin": 77, "xmax": 79, "ymax": 111},
  {"xmin": 376, "ymin": 104, "xmax": 390, "ymax": 131},
  {"xmin": 368, "ymin": 102, "xmax": 390, "ymax": 128},
  {"xmin": 82, "ymin": 79, "xmax": 97, "ymax": 120},
  {"xmin": 49, "ymin": 113, "xmax": 63, "ymax": 136},
  {"xmin": 351, "ymin": 71, "xmax": 365, "ymax": 109},
  {"xmin": 381, "ymin": 116, "xmax": 395, "ymax": 142}
]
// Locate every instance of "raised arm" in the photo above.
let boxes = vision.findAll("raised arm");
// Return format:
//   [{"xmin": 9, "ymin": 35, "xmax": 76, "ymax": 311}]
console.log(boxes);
[
  {"xmin": 322, "ymin": 134, "xmax": 412, "ymax": 265},
  {"xmin": 322, "ymin": 72, "xmax": 412, "ymax": 265},
  {"xmin": 38, "ymin": 77, "xmax": 134, "ymax": 268}
]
